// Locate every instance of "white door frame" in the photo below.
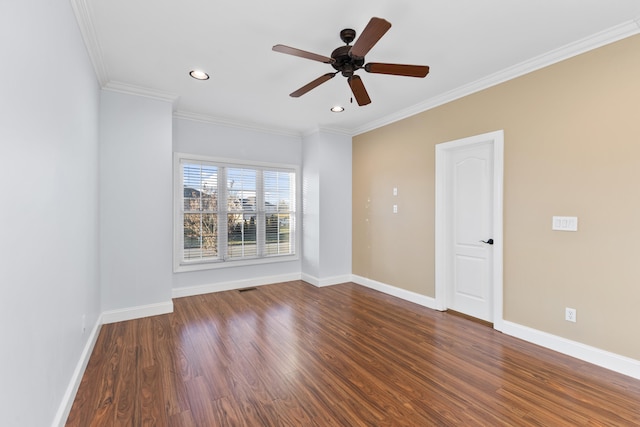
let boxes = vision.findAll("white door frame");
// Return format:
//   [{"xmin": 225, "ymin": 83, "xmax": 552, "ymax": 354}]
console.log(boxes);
[{"xmin": 434, "ymin": 130, "xmax": 504, "ymax": 331}]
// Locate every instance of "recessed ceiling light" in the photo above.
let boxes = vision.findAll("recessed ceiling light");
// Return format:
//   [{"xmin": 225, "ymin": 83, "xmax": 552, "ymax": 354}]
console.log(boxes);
[
  {"xmin": 189, "ymin": 70, "xmax": 209, "ymax": 80},
  {"xmin": 331, "ymin": 106, "xmax": 345, "ymax": 113}
]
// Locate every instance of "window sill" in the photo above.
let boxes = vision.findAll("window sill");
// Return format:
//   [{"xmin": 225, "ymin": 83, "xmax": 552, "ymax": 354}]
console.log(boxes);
[{"xmin": 174, "ymin": 254, "xmax": 299, "ymax": 273}]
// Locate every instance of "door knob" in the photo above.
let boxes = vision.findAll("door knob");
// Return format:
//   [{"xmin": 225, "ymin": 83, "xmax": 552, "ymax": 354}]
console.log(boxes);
[{"xmin": 480, "ymin": 239, "xmax": 494, "ymax": 245}]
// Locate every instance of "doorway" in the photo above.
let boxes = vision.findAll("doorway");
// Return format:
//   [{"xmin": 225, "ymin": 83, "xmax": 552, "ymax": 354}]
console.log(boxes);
[{"xmin": 435, "ymin": 130, "xmax": 503, "ymax": 329}]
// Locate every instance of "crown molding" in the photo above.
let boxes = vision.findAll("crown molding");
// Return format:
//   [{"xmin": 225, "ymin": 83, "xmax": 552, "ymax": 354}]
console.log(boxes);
[
  {"xmin": 353, "ymin": 18, "xmax": 640, "ymax": 136},
  {"xmin": 103, "ymin": 81, "xmax": 179, "ymax": 106},
  {"xmin": 70, "ymin": 0, "xmax": 108, "ymax": 86},
  {"xmin": 174, "ymin": 110, "xmax": 302, "ymax": 139},
  {"xmin": 302, "ymin": 126, "xmax": 353, "ymax": 139}
]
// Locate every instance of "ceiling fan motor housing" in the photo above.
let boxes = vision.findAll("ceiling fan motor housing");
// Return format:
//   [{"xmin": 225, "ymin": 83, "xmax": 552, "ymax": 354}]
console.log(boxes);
[{"xmin": 331, "ymin": 45, "xmax": 365, "ymax": 77}]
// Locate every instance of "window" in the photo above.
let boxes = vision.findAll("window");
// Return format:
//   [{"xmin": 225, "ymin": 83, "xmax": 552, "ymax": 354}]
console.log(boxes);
[{"xmin": 175, "ymin": 154, "xmax": 298, "ymax": 272}]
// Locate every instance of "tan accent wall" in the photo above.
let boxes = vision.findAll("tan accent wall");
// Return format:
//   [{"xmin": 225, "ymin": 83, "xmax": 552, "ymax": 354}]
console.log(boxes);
[{"xmin": 352, "ymin": 34, "xmax": 640, "ymax": 360}]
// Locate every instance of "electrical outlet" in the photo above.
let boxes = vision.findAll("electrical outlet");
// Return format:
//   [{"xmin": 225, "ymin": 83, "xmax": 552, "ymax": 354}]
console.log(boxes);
[{"xmin": 565, "ymin": 307, "xmax": 576, "ymax": 323}]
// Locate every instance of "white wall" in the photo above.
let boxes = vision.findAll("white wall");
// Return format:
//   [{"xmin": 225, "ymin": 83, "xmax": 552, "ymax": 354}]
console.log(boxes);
[
  {"xmin": 0, "ymin": 1, "xmax": 101, "ymax": 426},
  {"xmin": 172, "ymin": 117, "xmax": 304, "ymax": 292},
  {"xmin": 100, "ymin": 91, "xmax": 173, "ymax": 314},
  {"xmin": 319, "ymin": 132, "xmax": 352, "ymax": 279},
  {"xmin": 301, "ymin": 132, "xmax": 321, "ymax": 278},
  {"xmin": 302, "ymin": 130, "xmax": 352, "ymax": 285}
]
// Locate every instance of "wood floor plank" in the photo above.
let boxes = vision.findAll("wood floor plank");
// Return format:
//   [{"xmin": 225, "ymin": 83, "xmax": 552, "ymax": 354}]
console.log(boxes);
[
  {"xmin": 140, "ymin": 364, "xmax": 163, "ymax": 426},
  {"xmin": 155, "ymin": 315, "xmax": 191, "ymax": 417},
  {"xmin": 113, "ymin": 324, "xmax": 140, "ymax": 426},
  {"xmin": 67, "ymin": 281, "xmax": 640, "ymax": 426}
]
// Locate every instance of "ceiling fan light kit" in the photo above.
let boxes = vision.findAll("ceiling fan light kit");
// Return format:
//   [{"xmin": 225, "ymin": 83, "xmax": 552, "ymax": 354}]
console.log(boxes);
[{"xmin": 272, "ymin": 17, "xmax": 429, "ymax": 106}]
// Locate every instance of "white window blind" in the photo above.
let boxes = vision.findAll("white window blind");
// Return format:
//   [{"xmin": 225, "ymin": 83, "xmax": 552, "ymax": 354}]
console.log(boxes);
[
  {"xmin": 182, "ymin": 163, "xmax": 218, "ymax": 261},
  {"xmin": 175, "ymin": 155, "xmax": 297, "ymax": 271},
  {"xmin": 263, "ymin": 170, "xmax": 296, "ymax": 256},
  {"xmin": 226, "ymin": 167, "xmax": 258, "ymax": 259}
]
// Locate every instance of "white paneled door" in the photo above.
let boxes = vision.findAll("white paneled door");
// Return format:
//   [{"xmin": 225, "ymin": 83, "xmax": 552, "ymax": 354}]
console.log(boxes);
[
  {"xmin": 448, "ymin": 143, "xmax": 494, "ymax": 321},
  {"xmin": 435, "ymin": 131, "xmax": 503, "ymax": 325}
]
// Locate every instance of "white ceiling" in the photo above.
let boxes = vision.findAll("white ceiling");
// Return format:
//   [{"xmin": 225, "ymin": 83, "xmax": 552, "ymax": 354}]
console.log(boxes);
[{"xmin": 74, "ymin": 0, "xmax": 640, "ymax": 135}]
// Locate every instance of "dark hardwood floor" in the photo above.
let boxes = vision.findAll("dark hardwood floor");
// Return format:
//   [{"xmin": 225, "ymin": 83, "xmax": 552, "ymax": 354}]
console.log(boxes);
[{"xmin": 66, "ymin": 281, "xmax": 640, "ymax": 426}]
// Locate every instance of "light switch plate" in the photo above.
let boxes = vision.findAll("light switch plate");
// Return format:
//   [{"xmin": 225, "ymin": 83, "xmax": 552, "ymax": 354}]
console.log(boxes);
[{"xmin": 552, "ymin": 216, "xmax": 578, "ymax": 231}]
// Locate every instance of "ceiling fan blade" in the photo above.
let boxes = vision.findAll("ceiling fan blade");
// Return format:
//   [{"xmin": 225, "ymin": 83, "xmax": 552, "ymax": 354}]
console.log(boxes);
[
  {"xmin": 347, "ymin": 75, "xmax": 371, "ymax": 106},
  {"xmin": 364, "ymin": 63, "xmax": 430, "ymax": 78},
  {"xmin": 290, "ymin": 73, "xmax": 337, "ymax": 98},
  {"xmin": 349, "ymin": 17, "xmax": 392, "ymax": 59},
  {"xmin": 272, "ymin": 44, "xmax": 335, "ymax": 64}
]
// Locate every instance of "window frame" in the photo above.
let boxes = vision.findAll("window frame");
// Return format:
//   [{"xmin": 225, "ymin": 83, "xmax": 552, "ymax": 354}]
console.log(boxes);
[{"xmin": 173, "ymin": 152, "xmax": 300, "ymax": 273}]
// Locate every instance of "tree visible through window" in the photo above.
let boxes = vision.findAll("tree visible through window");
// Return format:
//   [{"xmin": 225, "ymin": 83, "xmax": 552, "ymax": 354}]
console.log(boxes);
[{"xmin": 176, "ymin": 156, "xmax": 297, "ymax": 270}]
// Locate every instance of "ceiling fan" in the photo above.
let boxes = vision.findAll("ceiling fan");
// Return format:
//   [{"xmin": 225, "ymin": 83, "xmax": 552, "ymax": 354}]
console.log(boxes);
[{"xmin": 272, "ymin": 17, "xmax": 430, "ymax": 106}]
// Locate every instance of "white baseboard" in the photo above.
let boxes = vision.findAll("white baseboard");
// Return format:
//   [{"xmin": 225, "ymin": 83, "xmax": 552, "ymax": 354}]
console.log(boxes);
[
  {"xmin": 51, "ymin": 314, "xmax": 103, "ymax": 427},
  {"xmin": 351, "ymin": 275, "xmax": 438, "ymax": 310},
  {"xmin": 172, "ymin": 273, "xmax": 302, "ymax": 298},
  {"xmin": 301, "ymin": 273, "xmax": 352, "ymax": 287},
  {"xmin": 101, "ymin": 300, "xmax": 174, "ymax": 324},
  {"xmin": 501, "ymin": 321, "xmax": 640, "ymax": 380}
]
